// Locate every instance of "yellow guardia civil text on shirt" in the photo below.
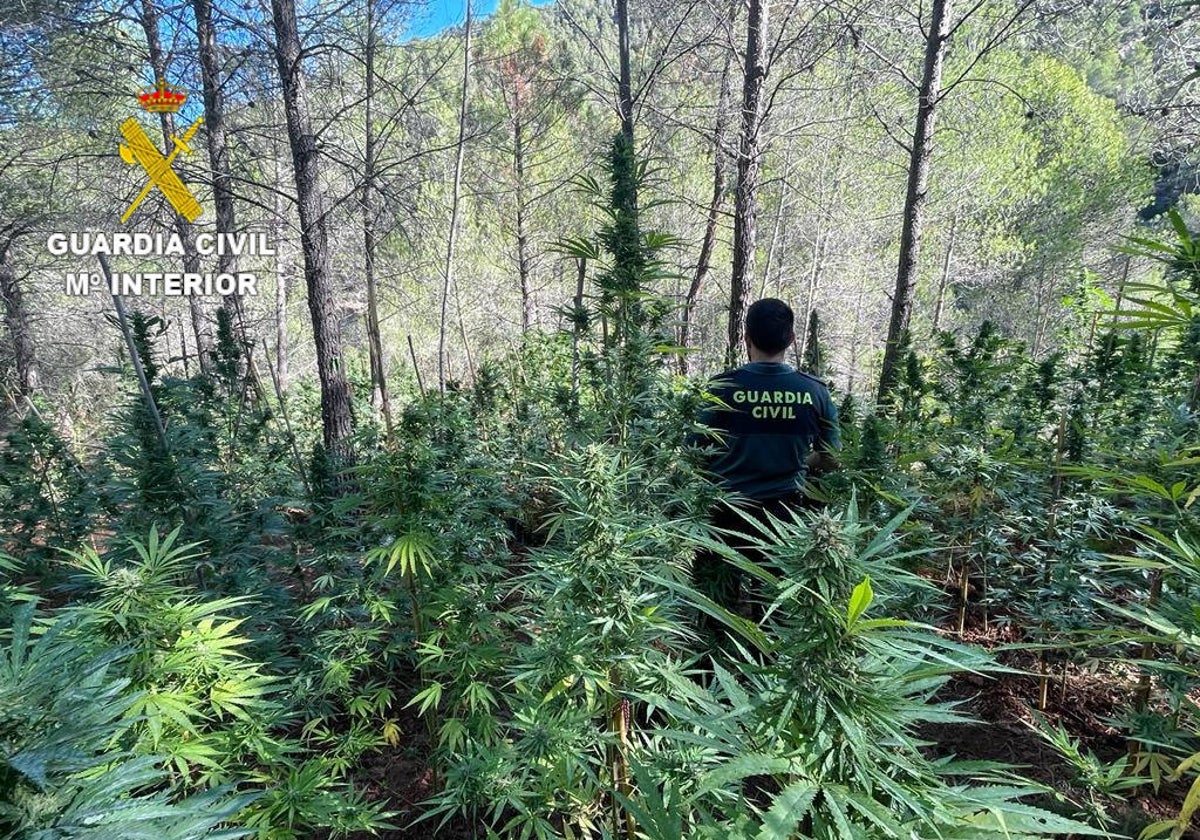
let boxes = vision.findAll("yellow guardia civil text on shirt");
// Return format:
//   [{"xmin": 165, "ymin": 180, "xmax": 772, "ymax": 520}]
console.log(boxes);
[{"xmin": 731, "ymin": 389, "xmax": 814, "ymax": 419}]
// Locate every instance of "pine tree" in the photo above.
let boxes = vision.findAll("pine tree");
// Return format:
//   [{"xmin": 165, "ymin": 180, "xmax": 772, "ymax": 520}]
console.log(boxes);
[{"xmin": 802, "ymin": 309, "xmax": 823, "ymax": 377}]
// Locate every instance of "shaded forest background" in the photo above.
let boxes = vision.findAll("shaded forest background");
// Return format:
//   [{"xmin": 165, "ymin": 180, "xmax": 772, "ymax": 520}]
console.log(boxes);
[{"xmin": 1, "ymin": 0, "xmax": 1195, "ymax": 425}]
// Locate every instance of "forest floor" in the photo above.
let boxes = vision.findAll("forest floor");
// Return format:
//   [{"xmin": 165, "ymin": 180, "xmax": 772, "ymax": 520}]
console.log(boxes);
[
  {"xmin": 918, "ymin": 612, "xmax": 1199, "ymax": 840},
  {"xmin": 350, "ymin": 690, "xmax": 480, "ymax": 840}
]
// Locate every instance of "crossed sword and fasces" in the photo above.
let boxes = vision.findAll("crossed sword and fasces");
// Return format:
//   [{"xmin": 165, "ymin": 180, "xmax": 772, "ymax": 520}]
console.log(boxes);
[{"xmin": 119, "ymin": 115, "xmax": 205, "ymax": 224}]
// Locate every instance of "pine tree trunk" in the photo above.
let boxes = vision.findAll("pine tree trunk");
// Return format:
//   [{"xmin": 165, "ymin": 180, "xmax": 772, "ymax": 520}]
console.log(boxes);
[
  {"xmin": 1032, "ymin": 272, "xmax": 1049, "ymax": 357},
  {"xmin": 271, "ymin": 134, "xmax": 290, "ymax": 390},
  {"xmin": 270, "ymin": 0, "xmax": 354, "ymax": 462},
  {"xmin": 138, "ymin": 0, "xmax": 213, "ymax": 374},
  {"xmin": 760, "ymin": 177, "xmax": 787, "ymax": 300},
  {"xmin": 514, "ymin": 111, "xmax": 533, "ymax": 333},
  {"xmin": 177, "ymin": 317, "xmax": 191, "ymax": 375},
  {"xmin": 727, "ymin": 0, "xmax": 768, "ymax": 368},
  {"xmin": 876, "ymin": 0, "xmax": 951, "ymax": 404},
  {"xmin": 615, "ymin": 0, "xmax": 634, "ymax": 145},
  {"xmin": 194, "ymin": 0, "xmax": 270, "ymax": 404},
  {"xmin": 438, "ymin": 0, "xmax": 472, "ymax": 392},
  {"xmin": 680, "ymin": 49, "xmax": 734, "ymax": 375},
  {"xmin": 192, "ymin": 0, "xmax": 242, "ymax": 327},
  {"xmin": 798, "ymin": 136, "xmax": 847, "ymax": 361},
  {"xmin": 0, "ymin": 236, "xmax": 38, "ymax": 396},
  {"xmin": 362, "ymin": 0, "xmax": 393, "ymax": 436},
  {"xmin": 847, "ymin": 284, "xmax": 866, "ymax": 393},
  {"xmin": 800, "ymin": 211, "xmax": 825, "ymax": 354}
]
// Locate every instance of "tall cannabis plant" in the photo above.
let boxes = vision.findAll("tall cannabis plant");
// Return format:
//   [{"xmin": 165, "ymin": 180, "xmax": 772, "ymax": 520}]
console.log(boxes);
[
  {"xmin": 555, "ymin": 133, "xmax": 680, "ymax": 445},
  {"xmin": 638, "ymin": 501, "xmax": 1103, "ymax": 839}
]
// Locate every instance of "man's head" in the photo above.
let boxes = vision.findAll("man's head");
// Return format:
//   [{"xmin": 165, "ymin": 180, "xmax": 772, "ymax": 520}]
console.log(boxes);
[{"xmin": 745, "ymin": 298, "xmax": 795, "ymax": 359}]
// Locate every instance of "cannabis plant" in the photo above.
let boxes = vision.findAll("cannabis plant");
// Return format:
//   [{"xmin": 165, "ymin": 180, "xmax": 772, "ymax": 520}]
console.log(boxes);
[
  {"xmin": 0, "ymin": 410, "xmax": 97, "ymax": 572},
  {"xmin": 638, "ymin": 500, "xmax": 1104, "ymax": 839},
  {"xmin": 0, "ymin": 603, "xmax": 253, "ymax": 839},
  {"xmin": 58, "ymin": 526, "xmax": 392, "ymax": 838}
]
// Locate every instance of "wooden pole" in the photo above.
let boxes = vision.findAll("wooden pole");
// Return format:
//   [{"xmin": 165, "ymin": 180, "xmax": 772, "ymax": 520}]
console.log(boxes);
[
  {"xmin": 258, "ymin": 337, "xmax": 312, "ymax": 496},
  {"xmin": 97, "ymin": 253, "xmax": 168, "ymax": 453},
  {"xmin": 408, "ymin": 334, "xmax": 426, "ymax": 397}
]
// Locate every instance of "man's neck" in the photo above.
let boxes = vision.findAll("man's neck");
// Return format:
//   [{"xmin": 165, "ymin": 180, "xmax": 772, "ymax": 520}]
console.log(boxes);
[{"xmin": 747, "ymin": 350, "xmax": 788, "ymax": 364}]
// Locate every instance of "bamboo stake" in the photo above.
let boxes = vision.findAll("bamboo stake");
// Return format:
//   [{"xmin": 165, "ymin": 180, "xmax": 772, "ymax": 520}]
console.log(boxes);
[
  {"xmin": 607, "ymin": 669, "xmax": 635, "ymax": 840},
  {"xmin": 98, "ymin": 253, "xmax": 168, "ymax": 454},
  {"xmin": 257, "ymin": 338, "xmax": 311, "ymax": 496},
  {"xmin": 1038, "ymin": 405, "xmax": 1069, "ymax": 711},
  {"xmin": 408, "ymin": 334, "xmax": 425, "ymax": 397},
  {"xmin": 956, "ymin": 546, "xmax": 970, "ymax": 636}
]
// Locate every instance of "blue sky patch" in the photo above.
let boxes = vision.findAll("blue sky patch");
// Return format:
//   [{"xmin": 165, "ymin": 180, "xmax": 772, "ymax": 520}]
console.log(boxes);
[{"xmin": 405, "ymin": 0, "xmax": 556, "ymax": 38}]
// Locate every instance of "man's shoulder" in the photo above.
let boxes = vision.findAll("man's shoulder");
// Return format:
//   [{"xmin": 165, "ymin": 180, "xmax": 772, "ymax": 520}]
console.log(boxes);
[
  {"xmin": 705, "ymin": 365, "xmax": 832, "ymax": 392},
  {"xmin": 707, "ymin": 366, "xmax": 829, "ymax": 386},
  {"xmin": 705, "ymin": 368, "xmax": 745, "ymax": 390},
  {"xmin": 791, "ymin": 370, "xmax": 837, "ymax": 415},
  {"xmin": 792, "ymin": 369, "xmax": 832, "ymax": 390}
]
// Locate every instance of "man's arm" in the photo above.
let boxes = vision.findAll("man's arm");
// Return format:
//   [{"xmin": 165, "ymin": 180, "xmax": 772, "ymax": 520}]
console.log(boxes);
[{"xmin": 806, "ymin": 389, "xmax": 841, "ymax": 476}]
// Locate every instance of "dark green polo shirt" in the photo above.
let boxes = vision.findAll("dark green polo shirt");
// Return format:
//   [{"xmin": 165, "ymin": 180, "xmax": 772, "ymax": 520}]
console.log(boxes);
[{"xmin": 698, "ymin": 362, "xmax": 840, "ymax": 501}]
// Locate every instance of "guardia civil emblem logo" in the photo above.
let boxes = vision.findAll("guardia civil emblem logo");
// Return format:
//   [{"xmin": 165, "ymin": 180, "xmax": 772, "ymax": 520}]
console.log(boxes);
[{"xmin": 119, "ymin": 76, "xmax": 205, "ymax": 224}]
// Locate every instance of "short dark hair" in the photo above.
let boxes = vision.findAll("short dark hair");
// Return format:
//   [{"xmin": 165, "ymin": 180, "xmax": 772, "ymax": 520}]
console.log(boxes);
[{"xmin": 745, "ymin": 298, "xmax": 795, "ymax": 355}]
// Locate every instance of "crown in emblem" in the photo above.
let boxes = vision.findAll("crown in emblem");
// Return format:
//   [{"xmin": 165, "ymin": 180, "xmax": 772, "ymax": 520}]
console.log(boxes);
[{"xmin": 137, "ymin": 77, "xmax": 188, "ymax": 113}]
